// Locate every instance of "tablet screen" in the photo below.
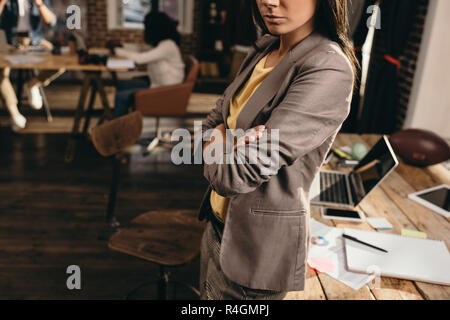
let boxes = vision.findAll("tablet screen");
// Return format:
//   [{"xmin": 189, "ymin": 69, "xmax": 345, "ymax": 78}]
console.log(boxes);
[{"xmin": 417, "ymin": 186, "xmax": 450, "ymax": 211}]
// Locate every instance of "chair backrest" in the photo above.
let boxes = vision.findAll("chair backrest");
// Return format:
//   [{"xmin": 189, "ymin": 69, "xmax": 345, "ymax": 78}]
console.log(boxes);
[
  {"xmin": 134, "ymin": 55, "xmax": 199, "ymax": 117},
  {"xmin": 91, "ymin": 111, "xmax": 143, "ymax": 157},
  {"xmin": 184, "ymin": 55, "xmax": 200, "ymax": 84}
]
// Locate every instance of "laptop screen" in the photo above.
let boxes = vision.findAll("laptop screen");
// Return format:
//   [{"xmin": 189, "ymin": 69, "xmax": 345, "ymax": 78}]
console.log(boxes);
[{"xmin": 349, "ymin": 136, "xmax": 398, "ymax": 205}]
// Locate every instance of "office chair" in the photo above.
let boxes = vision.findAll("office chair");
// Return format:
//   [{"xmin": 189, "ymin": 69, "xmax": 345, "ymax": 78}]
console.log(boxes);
[{"xmin": 134, "ymin": 55, "xmax": 200, "ymax": 154}]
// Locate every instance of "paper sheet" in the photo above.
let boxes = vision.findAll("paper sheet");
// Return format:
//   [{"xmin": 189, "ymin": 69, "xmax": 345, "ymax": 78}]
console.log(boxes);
[
  {"xmin": 401, "ymin": 229, "xmax": 427, "ymax": 239},
  {"xmin": 308, "ymin": 257, "xmax": 336, "ymax": 273},
  {"xmin": 367, "ymin": 217, "xmax": 393, "ymax": 230},
  {"xmin": 309, "ymin": 219, "xmax": 375, "ymax": 290},
  {"xmin": 4, "ymin": 54, "xmax": 46, "ymax": 65},
  {"xmin": 107, "ymin": 58, "xmax": 135, "ymax": 70}
]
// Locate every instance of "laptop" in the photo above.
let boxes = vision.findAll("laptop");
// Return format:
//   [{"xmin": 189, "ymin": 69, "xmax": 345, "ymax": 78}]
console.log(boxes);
[
  {"xmin": 0, "ymin": 30, "xmax": 8, "ymax": 52},
  {"xmin": 310, "ymin": 135, "xmax": 399, "ymax": 208}
]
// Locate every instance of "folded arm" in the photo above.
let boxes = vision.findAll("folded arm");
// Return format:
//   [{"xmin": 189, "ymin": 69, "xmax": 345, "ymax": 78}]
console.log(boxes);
[
  {"xmin": 0, "ymin": 0, "xmax": 6, "ymax": 16},
  {"xmin": 115, "ymin": 40, "xmax": 174, "ymax": 65},
  {"xmin": 34, "ymin": 0, "xmax": 56, "ymax": 26},
  {"xmin": 203, "ymin": 52, "xmax": 354, "ymax": 197}
]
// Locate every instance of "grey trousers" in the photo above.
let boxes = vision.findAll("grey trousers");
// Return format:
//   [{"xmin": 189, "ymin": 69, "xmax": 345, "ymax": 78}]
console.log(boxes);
[{"xmin": 199, "ymin": 216, "xmax": 288, "ymax": 300}]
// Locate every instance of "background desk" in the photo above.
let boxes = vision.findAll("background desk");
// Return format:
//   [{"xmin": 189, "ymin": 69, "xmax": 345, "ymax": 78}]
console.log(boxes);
[
  {"xmin": 0, "ymin": 52, "xmax": 130, "ymax": 162},
  {"xmin": 284, "ymin": 134, "xmax": 450, "ymax": 300}
]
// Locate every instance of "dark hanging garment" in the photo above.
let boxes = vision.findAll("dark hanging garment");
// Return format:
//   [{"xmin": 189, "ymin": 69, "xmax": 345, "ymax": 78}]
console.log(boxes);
[
  {"xmin": 357, "ymin": 0, "xmax": 421, "ymax": 134},
  {"xmin": 341, "ymin": 0, "xmax": 376, "ymax": 133},
  {"xmin": 222, "ymin": 0, "xmax": 257, "ymax": 53},
  {"xmin": 347, "ymin": 0, "xmax": 367, "ymax": 39},
  {"xmin": 0, "ymin": 0, "xmax": 19, "ymax": 44}
]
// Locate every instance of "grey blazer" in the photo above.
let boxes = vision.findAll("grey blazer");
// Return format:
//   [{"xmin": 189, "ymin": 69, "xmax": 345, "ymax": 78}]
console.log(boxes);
[{"xmin": 198, "ymin": 31, "xmax": 354, "ymax": 292}]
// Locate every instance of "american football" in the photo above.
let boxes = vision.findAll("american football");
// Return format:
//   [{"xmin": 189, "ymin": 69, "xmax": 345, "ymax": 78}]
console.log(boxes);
[{"xmin": 389, "ymin": 129, "xmax": 450, "ymax": 167}]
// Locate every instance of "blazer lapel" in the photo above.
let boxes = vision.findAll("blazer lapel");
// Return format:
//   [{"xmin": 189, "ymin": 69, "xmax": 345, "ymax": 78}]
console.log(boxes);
[
  {"xmin": 230, "ymin": 31, "xmax": 323, "ymax": 131},
  {"xmin": 221, "ymin": 36, "xmax": 279, "ymax": 126}
]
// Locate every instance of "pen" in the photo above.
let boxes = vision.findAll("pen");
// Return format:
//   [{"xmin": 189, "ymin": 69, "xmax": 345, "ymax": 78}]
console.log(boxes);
[
  {"xmin": 332, "ymin": 148, "xmax": 353, "ymax": 160},
  {"xmin": 343, "ymin": 234, "xmax": 388, "ymax": 253}
]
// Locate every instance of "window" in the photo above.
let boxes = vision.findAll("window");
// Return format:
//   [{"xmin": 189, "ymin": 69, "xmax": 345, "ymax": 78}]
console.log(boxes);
[{"xmin": 107, "ymin": 0, "xmax": 194, "ymax": 34}]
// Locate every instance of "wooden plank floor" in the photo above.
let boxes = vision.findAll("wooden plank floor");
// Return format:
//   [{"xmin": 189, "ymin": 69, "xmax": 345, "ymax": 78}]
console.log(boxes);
[
  {"xmin": 0, "ymin": 128, "xmax": 449, "ymax": 299},
  {"xmin": 0, "ymin": 129, "xmax": 208, "ymax": 299}
]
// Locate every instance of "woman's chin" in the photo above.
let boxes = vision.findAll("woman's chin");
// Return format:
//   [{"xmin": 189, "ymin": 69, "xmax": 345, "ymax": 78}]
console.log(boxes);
[{"xmin": 266, "ymin": 25, "xmax": 285, "ymax": 35}]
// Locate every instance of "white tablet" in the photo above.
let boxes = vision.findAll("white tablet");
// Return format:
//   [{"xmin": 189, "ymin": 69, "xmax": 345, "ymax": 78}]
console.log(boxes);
[{"xmin": 408, "ymin": 184, "xmax": 450, "ymax": 218}]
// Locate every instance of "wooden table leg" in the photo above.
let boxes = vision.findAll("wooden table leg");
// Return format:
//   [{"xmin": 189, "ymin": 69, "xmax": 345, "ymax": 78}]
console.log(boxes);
[
  {"xmin": 65, "ymin": 73, "xmax": 92, "ymax": 163},
  {"xmin": 82, "ymin": 80, "xmax": 98, "ymax": 136},
  {"xmin": 16, "ymin": 70, "xmax": 25, "ymax": 109},
  {"xmin": 92, "ymin": 73, "xmax": 112, "ymax": 125}
]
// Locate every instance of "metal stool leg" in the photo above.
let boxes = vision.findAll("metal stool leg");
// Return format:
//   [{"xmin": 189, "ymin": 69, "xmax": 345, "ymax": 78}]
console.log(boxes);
[
  {"xmin": 39, "ymin": 85, "xmax": 53, "ymax": 122},
  {"xmin": 31, "ymin": 69, "xmax": 53, "ymax": 122},
  {"xmin": 106, "ymin": 153, "xmax": 121, "ymax": 229},
  {"xmin": 144, "ymin": 117, "xmax": 161, "ymax": 154},
  {"xmin": 125, "ymin": 265, "xmax": 200, "ymax": 300},
  {"xmin": 158, "ymin": 265, "xmax": 170, "ymax": 300},
  {"xmin": 16, "ymin": 70, "xmax": 25, "ymax": 109}
]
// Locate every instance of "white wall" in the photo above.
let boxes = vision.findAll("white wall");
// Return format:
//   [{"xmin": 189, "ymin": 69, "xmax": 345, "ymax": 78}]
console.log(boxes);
[{"xmin": 404, "ymin": 0, "xmax": 450, "ymax": 140}]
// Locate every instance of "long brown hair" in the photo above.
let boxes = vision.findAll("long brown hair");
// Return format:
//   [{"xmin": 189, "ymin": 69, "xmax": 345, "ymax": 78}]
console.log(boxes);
[{"xmin": 251, "ymin": 0, "xmax": 360, "ymax": 89}]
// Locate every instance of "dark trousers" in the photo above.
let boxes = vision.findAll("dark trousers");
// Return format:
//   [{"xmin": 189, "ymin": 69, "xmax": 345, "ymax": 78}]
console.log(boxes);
[{"xmin": 113, "ymin": 77, "xmax": 150, "ymax": 118}]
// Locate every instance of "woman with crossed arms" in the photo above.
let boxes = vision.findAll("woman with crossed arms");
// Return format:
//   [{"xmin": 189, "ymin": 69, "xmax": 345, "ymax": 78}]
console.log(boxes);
[{"xmin": 198, "ymin": 0, "xmax": 358, "ymax": 300}]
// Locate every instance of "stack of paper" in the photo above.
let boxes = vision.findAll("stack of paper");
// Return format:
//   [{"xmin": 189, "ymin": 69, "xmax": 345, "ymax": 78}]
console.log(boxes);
[
  {"xmin": 4, "ymin": 54, "xmax": 46, "ymax": 65},
  {"xmin": 308, "ymin": 219, "xmax": 375, "ymax": 290},
  {"xmin": 106, "ymin": 58, "xmax": 135, "ymax": 70},
  {"xmin": 366, "ymin": 217, "xmax": 393, "ymax": 230}
]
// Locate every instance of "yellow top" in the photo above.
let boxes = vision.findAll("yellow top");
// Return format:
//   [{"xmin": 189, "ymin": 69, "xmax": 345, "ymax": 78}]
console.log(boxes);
[{"xmin": 210, "ymin": 52, "xmax": 275, "ymax": 222}]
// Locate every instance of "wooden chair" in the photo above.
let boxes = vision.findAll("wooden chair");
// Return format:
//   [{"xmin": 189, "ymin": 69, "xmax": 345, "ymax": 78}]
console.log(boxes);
[
  {"xmin": 135, "ymin": 55, "xmax": 200, "ymax": 154},
  {"xmin": 90, "ymin": 111, "xmax": 205, "ymax": 299},
  {"xmin": 91, "ymin": 111, "xmax": 144, "ymax": 227},
  {"xmin": 109, "ymin": 209, "xmax": 205, "ymax": 299}
]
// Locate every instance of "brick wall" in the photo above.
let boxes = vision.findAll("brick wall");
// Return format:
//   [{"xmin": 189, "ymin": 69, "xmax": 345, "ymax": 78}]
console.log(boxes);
[
  {"xmin": 396, "ymin": 0, "xmax": 429, "ymax": 130},
  {"xmin": 365, "ymin": 0, "xmax": 429, "ymax": 132},
  {"xmin": 86, "ymin": 0, "xmax": 203, "ymax": 55}
]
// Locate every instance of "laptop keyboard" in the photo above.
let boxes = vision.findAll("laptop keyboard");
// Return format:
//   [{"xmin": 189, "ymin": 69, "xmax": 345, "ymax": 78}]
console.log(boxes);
[{"xmin": 320, "ymin": 172, "xmax": 349, "ymax": 205}]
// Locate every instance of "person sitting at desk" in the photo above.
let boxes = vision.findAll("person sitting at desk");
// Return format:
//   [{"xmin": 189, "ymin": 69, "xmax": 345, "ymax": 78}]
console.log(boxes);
[
  {"xmin": 0, "ymin": 0, "xmax": 64, "ymax": 131},
  {"xmin": 113, "ymin": 11, "xmax": 185, "ymax": 118}
]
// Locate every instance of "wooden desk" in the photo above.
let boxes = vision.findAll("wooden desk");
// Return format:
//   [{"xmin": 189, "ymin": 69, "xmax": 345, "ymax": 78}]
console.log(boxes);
[
  {"xmin": 284, "ymin": 134, "xmax": 450, "ymax": 300},
  {"xmin": 0, "ymin": 52, "xmax": 130, "ymax": 162},
  {"xmin": 0, "ymin": 52, "xmax": 126, "ymax": 71}
]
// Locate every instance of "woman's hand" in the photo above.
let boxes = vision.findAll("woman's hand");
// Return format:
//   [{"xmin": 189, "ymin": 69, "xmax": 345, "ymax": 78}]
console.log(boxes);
[
  {"xmin": 203, "ymin": 123, "xmax": 226, "ymax": 151},
  {"xmin": 234, "ymin": 125, "xmax": 266, "ymax": 150},
  {"xmin": 202, "ymin": 124, "xmax": 266, "ymax": 157},
  {"xmin": 32, "ymin": 0, "xmax": 55, "ymax": 25},
  {"xmin": 32, "ymin": 0, "xmax": 44, "ymax": 6}
]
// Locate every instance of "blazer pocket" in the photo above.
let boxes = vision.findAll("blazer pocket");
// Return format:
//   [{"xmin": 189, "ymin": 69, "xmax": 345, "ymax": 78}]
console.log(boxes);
[
  {"xmin": 242, "ymin": 209, "xmax": 309, "ymax": 290},
  {"xmin": 251, "ymin": 208, "xmax": 307, "ymax": 217}
]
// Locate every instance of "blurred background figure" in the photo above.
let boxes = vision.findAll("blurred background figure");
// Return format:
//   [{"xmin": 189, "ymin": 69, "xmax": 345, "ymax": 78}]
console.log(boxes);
[
  {"xmin": 113, "ymin": 11, "xmax": 185, "ymax": 118},
  {"xmin": 0, "ymin": 0, "xmax": 64, "ymax": 131}
]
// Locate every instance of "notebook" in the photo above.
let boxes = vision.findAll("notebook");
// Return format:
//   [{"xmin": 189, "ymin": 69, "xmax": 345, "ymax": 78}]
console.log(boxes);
[{"xmin": 343, "ymin": 228, "xmax": 450, "ymax": 286}]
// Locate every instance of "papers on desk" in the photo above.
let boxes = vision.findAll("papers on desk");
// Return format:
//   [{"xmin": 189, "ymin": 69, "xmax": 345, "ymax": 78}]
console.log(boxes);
[
  {"xmin": 344, "ymin": 228, "xmax": 450, "ymax": 285},
  {"xmin": 309, "ymin": 219, "xmax": 375, "ymax": 290},
  {"xmin": 401, "ymin": 229, "xmax": 427, "ymax": 239},
  {"xmin": 106, "ymin": 58, "xmax": 135, "ymax": 70},
  {"xmin": 366, "ymin": 217, "xmax": 393, "ymax": 230},
  {"xmin": 4, "ymin": 54, "xmax": 46, "ymax": 65}
]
